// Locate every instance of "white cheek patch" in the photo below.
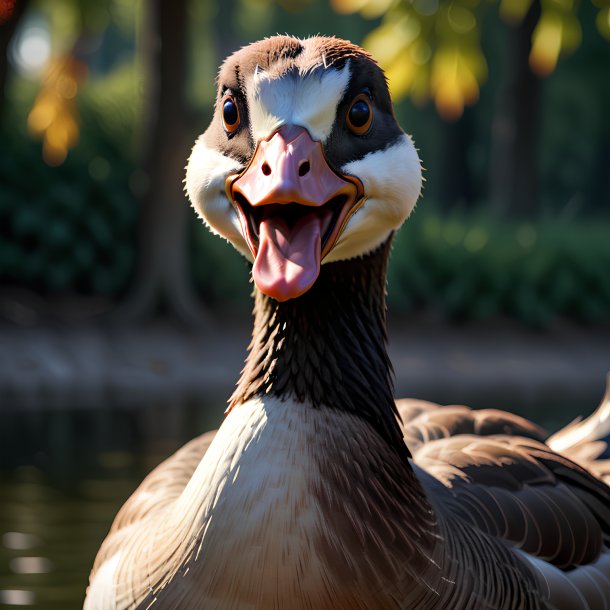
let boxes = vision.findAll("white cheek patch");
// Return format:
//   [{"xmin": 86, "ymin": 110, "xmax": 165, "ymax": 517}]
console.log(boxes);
[
  {"xmin": 185, "ymin": 136, "xmax": 252, "ymax": 260},
  {"xmin": 325, "ymin": 134, "xmax": 422, "ymax": 263},
  {"xmin": 248, "ymin": 64, "xmax": 351, "ymax": 143}
]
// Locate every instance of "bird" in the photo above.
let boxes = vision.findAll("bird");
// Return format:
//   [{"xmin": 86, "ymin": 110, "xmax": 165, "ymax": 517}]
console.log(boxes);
[{"xmin": 84, "ymin": 35, "xmax": 610, "ymax": 610}]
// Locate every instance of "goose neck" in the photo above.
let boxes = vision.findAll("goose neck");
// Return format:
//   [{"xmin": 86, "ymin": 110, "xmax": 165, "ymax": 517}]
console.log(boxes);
[{"xmin": 231, "ymin": 237, "xmax": 408, "ymax": 457}]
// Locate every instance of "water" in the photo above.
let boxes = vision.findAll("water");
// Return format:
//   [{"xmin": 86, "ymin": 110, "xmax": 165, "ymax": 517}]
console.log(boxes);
[
  {"xmin": 1, "ymin": 396, "xmax": 606, "ymax": 608},
  {"xmin": 1, "ymin": 462, "xmax": 137, "ymax": 609},
  {"xmin": 0, "ymin": 404, "xmax": 225, "ymax": 609}
]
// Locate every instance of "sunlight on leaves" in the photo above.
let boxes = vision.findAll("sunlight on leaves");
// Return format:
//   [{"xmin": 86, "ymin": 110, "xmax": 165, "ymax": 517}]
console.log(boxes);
[
  {"xmin": 360, "ymin": 0, "xmax": 397, "ymax": 18},
  {"xmin": 27, "ymin": 54, "xmax": 86, "ymax": 166},
  {"xmin": 345, "ymin": 0, "xmax": 487, "ymax": 119},
  {"xmin": 333, "ymin": 0, "xmax": 607, "ymax": 119},
  {"xmin": 332, "ymin": 0, "xmax": 396, "ymax": 17},
  {"xmin": 530, "ymin": 10, "xmax": 562, "ymax": 74},
  {"xmin": 331, "ymin": 0, "xmax": 373, "ymax": 15},
  {"xmin": 364, "ymin": 16, "xmax": 419, "ymax": 63},
  {"xmin": 530, "ymin": 4, "xmax": 581, "ymax": 76},
  {"xmin": 363, "ymin": 13, "xmax": 426, "ymax": 100},
  {"xmin": 596, "ymin": 5, "xmax": 610, "ymax": 40},
  {"xmin": 446, "ymin": 3, "xmax": 477, "ymax": 34},
  {"xmin": 499, "ymin": 0, "xmax": 533, "ymax": 23},
  {"xmin": 431, "ymin": 44, "xmax": 486, "ymax": 119}
]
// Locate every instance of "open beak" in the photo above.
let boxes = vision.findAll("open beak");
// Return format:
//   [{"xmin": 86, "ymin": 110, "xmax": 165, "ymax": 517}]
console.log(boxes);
[{"xmin": 226, "ymin": 125, "xmax": 364, "ymax": 301}]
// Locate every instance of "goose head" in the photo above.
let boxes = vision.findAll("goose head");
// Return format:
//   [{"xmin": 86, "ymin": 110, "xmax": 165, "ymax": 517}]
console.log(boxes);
[{"xmin": 186, "ymin": 36, "xmax": 422, "ymax": 302}]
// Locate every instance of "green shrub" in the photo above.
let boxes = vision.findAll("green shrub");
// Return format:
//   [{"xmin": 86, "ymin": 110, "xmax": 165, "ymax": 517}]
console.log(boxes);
[
  {"xmin": 2, "ymin": 97, "xmax": 608, "ymax": 327},
  {"xmin": 190, "ymin": 219, "xmax": 251, "ymax": 310},
  {"xmin": 388, "ymin": 211, "xmax": 610, "ymax": 326},
  {"xmin": 0, "ymin": 123, "xmax": 137, "ymax": 295}
]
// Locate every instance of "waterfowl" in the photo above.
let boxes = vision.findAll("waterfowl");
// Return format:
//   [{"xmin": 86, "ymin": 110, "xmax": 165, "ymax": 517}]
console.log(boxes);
[{"xmin": 85, "ymin": 36, "xmax": 610, "ymax": 610}]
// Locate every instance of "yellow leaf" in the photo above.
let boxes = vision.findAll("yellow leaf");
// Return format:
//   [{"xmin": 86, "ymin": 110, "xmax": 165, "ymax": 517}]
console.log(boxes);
[
  {"xmin": 464, "ymin": 47, "xmax": 487, "ymax": 81},
  {"xmin": 499, "ymin": 0, "xmax": 534, "ymax": 22},
  {"xmin": 360, "ymin": 0, "xmax": 396, "ymax": 19},
  {"xmin": 27, "ymin": 53, "xmax": 84, "ymax": 165},
  {"xmin": 446, "ymin": 4, "xmax": 476, "ymax": 34},
  {"xmin": 430, "ymin": 49, "xmax": 463, "ymax": 118},
  {"xmin": 596, "ymin": 6, "xmax": 610, "ymax": 40},
  {"xmin": 543, "ymin": 0, "xmax": 573, "ymax": 11},
  {"xmin": 410, "ymin": 39, "xmax": 432, "ymax": 65},
  {"xmin": 28, "ymin": 94, "xmax": 58, "ymax": 134},
  {"xmin": 529, "ymin": 11, "xmax": 562, "ymax": 75},
  {"xmin": 385, "ymin": 52, "xmax": 418, "ymax": 99},
  {"xmin": 435, "ymin": 81, "xmax": 465, "ymax": 120},
  {"xmin": 43, "ymin": 139, "xmax": 68, "ymax": 167},
  {"xmin": 330, "ymin": 0, "xmax": 368, "ymax": 15},
  {"xmin": 559, "ymin": 11, "xmax": 581, "ymax": 52},
  {"xmin": 429, "ymin": 46, "xmax": 484, "ymax": 119},
  {"xmin": 363, "ymin": 16, "xmax": 420, "ymax": 64}
]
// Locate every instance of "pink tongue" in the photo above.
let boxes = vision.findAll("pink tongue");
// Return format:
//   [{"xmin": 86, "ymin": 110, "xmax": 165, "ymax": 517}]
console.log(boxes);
[{"xmin": 253, "ymin": 212, "xmax": 323, "ymax": 301}]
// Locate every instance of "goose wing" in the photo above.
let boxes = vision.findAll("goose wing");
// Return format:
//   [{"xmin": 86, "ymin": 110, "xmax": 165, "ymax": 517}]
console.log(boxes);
[
  {"xmin": 414, "ymin": 433, "xmax": 610, "ymax": 568},
  {"xmin": 90, "ymin": 430, "xmax": 216, "ymax": 576},
  {"xmin": 404, "ymin": 400, "xmax": 610, "ymax": 609},
  {"xmin": 397, "ymin": 398, "xmax": 548, "ymax": 452}
]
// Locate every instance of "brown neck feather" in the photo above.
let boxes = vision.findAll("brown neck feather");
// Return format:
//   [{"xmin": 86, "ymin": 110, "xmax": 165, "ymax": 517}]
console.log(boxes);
[{"xmin": 230, "ymin": 236, "xmax": 409, "ymax": 459}]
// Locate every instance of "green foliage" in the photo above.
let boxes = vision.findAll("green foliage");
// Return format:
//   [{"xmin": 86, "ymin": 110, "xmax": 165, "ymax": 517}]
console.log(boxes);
[
  {"xmin": 191, "ymin": 206, "xmax": 610, "ymax": 327},
  {"xmin": 388, "ymin": 210, "xmax": 610, "ymax": 326},
  {"xmin": 2, "ymin": 98, "xmax": 609, "ymax": 327},
  {"xmin": 333, "ymin": 0, "xmax": 610, "ymax": 117},
  {"xmin": 190, "ymin": 219, "xmax": 252, "ymax": 310},
  {"xmin": 3, "ymin": 0, "xmax": 608, "ymax": 327},
  {"xmin": 0, "ymin": 106, "xmax": 137, "ymax": 295}
]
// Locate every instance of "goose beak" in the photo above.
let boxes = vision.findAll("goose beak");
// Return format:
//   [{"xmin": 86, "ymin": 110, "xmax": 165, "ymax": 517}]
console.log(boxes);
[{"xmin": 226, "ymin": 125, "xmax": 364, "ymax": 302}]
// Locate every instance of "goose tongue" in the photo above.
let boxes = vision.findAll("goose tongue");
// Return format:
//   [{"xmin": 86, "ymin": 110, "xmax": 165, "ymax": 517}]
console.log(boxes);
[
  {"xmin": 253, "ymin": 210, "xmax": 324, "ymax": 302},
  {"xmin": 227, "ymin": 125, "xmax": 363, "ymax": 301}
]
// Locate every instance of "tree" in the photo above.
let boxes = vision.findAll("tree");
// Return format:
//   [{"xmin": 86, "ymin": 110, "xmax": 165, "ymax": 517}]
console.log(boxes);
[
  {"xmin": 489, "ymin": 0, "xmax": 542, "ymax": 216},
  {"xmin": 331, "ymin": 0, "xmax": 610, "ymax": 216},
  {"xmin": 116, "ymin": 0, "xmax": 209, "ymax": 324}
]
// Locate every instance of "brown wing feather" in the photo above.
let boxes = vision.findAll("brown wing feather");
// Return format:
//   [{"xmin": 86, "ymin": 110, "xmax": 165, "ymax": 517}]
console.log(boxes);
[
  {"xmin": 403, "ymin": 396, "xmax": 610, "ymax": 608},
  {"xmin": 398, "ymin": 399, "xmax": 547, "ymax": 453},
  {"xmin": 90, "ymin": 430, "xmax": 216, "ymax": 575},
  {"xmin": 414, "ymin": 433, "xmax": 610, "ymax": 569}
]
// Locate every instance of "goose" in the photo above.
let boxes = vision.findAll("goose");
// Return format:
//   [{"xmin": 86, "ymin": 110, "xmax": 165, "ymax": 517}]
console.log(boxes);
[{"xmin": 85, "ymin": 35, "xmax": 610, "ymax": 609}]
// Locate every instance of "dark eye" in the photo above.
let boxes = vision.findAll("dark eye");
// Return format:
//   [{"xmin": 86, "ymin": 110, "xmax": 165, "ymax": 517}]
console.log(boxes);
[
  {"xmin": 346, "ymin": 93, "xmax": 373, "ymax": 135},
  {"xmin": 222, "ymin": 95, "xmax": 240, "ymax": 133}
]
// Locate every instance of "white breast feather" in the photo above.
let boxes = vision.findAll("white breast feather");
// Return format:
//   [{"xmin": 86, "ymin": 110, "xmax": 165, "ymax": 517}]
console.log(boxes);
[{"xmin": 84, "ymin": 551, "xmax": 121, "ymax": 610}]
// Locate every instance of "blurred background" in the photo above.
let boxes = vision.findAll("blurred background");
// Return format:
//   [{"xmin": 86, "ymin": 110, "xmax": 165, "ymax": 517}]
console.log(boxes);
[{"xmin": 0, "ymin": 0, "xmax": 609, "ymax": 607}]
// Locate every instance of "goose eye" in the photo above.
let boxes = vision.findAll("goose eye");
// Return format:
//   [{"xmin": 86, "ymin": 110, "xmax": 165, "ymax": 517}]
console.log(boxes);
[
  {"xmin": 346, "ymin": 94, "xmax": 372, "ymax": 135},
  {"xmin": 222, "ymin": 96, "xmax": 240, "ymax": 133}
]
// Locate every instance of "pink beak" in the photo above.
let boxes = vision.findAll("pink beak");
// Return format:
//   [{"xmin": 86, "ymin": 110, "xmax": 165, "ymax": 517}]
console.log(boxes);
[{"xmin": 226, "ymin": 126, "xmax": 363, "ymax": 301}]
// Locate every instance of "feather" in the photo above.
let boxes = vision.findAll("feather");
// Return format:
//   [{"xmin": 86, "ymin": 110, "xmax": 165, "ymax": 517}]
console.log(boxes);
[{"xmin": 86, "ymin": 34, "xmax": 610, "ymax": 610}]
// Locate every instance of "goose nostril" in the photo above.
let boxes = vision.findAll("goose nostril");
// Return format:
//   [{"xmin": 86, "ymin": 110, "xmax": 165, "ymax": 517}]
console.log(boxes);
[
  {"xmin": 262, "ymin": 162, "xmax": 271, "ymax": 176},
  {"xmin": 298, "ymin": 161, "xmax": 310, "ymax": 177}
]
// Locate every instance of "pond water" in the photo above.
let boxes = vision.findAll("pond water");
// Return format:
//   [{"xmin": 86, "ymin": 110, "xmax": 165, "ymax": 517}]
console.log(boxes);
[
  {"xmin": 0, "ymin": 404, "xmax": 225, "ymax": 609},
  {"xmin": 1, "ymin": 396, "xmax": 607, "ymax": 609}
]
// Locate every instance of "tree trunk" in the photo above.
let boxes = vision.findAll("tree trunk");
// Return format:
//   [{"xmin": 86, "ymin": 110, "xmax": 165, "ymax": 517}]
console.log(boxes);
[
  {"xmin": 489, "ymin": 0, "xmax": 541, "ymax": 217},
  {"xmin": 116, "ymin": 0, "xmax": 209, "ymax": 325},
  {"xmin": 438, "ymin": 108, "xmax": 476, "ymax": 210},
  {"xmin": 0, "ymin": 0, "xmax": 30, "ymax": 120}
]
